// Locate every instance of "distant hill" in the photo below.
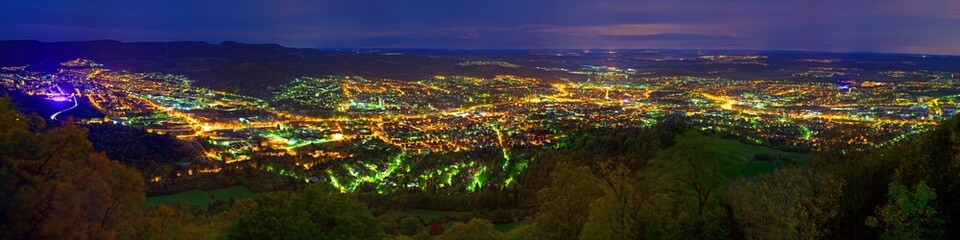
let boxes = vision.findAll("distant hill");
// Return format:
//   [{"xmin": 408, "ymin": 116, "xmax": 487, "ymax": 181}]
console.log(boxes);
[
  {"xmin": 4, "ymin": 40, "xmax": 960, "ymax": 98},
  {"xmin": 0, "ymin": 40, "xmax": 578, "ymax": 97}
]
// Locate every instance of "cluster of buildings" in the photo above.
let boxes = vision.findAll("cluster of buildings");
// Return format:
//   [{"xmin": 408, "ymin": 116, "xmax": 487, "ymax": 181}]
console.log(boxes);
[{"xmin": 2, "ymin": 57, "xmax": 958, "ymax": 190}]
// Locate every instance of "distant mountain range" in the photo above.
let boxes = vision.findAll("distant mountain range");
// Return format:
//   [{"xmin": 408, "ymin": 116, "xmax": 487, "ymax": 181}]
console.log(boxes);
[{"xmin": 3, "ymin": 40, "xmax": 960, "ymax": 98}]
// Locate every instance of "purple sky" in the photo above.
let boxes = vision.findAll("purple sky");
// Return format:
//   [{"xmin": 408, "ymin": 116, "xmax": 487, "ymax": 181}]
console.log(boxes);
[{"xmin": 2, "ymin": 0, "xmax": 959, "ymax": 54}]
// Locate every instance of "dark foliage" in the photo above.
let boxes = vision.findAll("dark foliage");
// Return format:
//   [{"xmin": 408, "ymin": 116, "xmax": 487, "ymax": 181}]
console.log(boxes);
[{"xmin": 86, "ymin": 123, "xmax": 200, "ymax": 175}]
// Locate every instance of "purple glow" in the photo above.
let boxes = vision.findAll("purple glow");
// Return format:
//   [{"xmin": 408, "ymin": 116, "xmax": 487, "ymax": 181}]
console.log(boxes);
[
  {"xmin": 47, "ymin": 95, "xmax": 69, "ymax": 102},
  {"xmin": 1, "ymin": 1, "xmax": 959, "ymax": 55}
]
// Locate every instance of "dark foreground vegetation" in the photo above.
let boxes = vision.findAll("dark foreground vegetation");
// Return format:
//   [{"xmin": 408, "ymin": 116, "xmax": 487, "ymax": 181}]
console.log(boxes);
[{"xmin": 2, "ymin": 94, "xmax": 959, "ymax": 239}]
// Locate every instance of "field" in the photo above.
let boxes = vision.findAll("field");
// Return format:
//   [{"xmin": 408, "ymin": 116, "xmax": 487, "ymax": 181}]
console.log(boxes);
[
  {"xmin": 375, "ymin": 132, "xmax": 805, "ymax": 234},
  {"xmin": 493, "ymin": 221, "xmax": 528, "ymax": 232},
  {"xmin": 145, "ymin": 185, "xmax": 255, "ymax": 207},
  {"xmin": 667, "ymin": 131, "xmax": 809, "ymax": 177}
]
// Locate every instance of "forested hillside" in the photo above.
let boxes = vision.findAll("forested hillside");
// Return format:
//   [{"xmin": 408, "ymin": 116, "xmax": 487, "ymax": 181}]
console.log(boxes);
[{"xmin": 3, "ymin": 95, "xmax": 960, "ymax": 239}]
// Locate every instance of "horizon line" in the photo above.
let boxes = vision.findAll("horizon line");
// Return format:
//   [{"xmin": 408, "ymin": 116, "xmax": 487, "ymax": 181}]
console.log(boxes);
[{"xmin": 3, "ymin": 39, "xmax": 959, "ymax": 58}]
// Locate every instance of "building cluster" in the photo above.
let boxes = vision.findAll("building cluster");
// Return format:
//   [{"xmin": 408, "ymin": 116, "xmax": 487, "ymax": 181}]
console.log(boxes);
[{"xmin": 2, "ymin": 57, "xmax": 958, "ymax": 188}]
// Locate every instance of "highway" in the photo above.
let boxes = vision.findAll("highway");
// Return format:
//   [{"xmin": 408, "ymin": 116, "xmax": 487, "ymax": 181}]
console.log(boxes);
[{"xmin": 50, "ymin": 95, "xmax": 78, "ymax": 120}]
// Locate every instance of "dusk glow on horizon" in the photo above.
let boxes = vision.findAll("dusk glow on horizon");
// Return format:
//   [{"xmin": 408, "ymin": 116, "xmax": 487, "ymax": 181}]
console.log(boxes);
[{"xmin": 2, "ymin": 0, "xmax": 960, "ymax": 55}]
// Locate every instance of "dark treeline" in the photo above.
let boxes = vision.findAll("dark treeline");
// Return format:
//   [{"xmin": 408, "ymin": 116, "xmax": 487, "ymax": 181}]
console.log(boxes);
[
  {"xmin": 821, "ymin": 116, "xmax": 960, "ymax": 239},
  {"xmin": 84, "ymin": 123, "xmax": 307, "ymax": 196},
  {"xmin": 86, "ymin": 124, "xmax": 200, "ymax": 176},
  {"xmin": 3, "ymin": 93, "xmax": 960, "ymax": 239}
]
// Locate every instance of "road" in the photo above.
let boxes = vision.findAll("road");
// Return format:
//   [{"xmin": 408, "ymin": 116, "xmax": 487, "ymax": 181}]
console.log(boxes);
[{"xmin": 50, "ymin": 95, "xmax": 79, "ymax": 120}]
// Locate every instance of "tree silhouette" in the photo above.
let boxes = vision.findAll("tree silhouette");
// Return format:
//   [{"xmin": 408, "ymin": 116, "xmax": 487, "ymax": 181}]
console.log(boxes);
[
  {"xmin": 531, "ymin": 163, "xmax": 603, "ymax": 240},
  {"xmin": 442, "ymin": 218, "xmax": 506, "ymax": 240},
  {"xmin": 227, "ymin": 185, "xmax": 383, "ymax": 239},
  {"xmin": 0, "ymin": 96, "xmax": 145, "ymax": 239},
  {"xmin": 866, "ymin": 181, "xmax": 944, "ymax": 239},
  {"xmin": 728, "ymin": 167, "xmax": 843, "ymax": 239},
  {"xmin": 580, "ymin": 163, "xmax": 643, "ymax": 240}
]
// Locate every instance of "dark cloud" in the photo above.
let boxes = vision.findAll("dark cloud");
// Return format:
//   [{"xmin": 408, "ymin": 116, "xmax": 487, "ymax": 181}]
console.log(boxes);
[
  {"xmin": 1, "ymin": 0, "xmax": 958, "ymax": 55},
  {"xmin": 599, "ymin": 34, "xmax": 743, "ymax": 41}
]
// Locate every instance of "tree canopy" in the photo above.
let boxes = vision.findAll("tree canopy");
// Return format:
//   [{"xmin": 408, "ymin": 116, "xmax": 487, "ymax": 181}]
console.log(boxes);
[
  {"xmin": 0, "ymin": 96, "xmax": 145, "ymax": 239},
  {"xmin": 442, "ymin": 218, "xmax": 506, "ymax": 240},
  {"xmin": 226, "ymin": 186, "xmax": 384, "ymax": 240}
]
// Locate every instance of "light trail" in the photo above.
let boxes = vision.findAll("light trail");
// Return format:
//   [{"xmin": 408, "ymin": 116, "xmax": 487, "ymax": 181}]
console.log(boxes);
[
  {"xmin": 489, "ymin": 123, "xmax": 511, "ymax": 168},
  {"xmin": 50, "ymin": 95, "xmax": 79, "ymax": 120}
]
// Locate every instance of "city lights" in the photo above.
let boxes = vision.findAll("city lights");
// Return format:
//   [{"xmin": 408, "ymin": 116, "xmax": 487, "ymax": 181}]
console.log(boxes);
[{"xmin": 2, "ymin": 57, "xmax": 957, "ymax": 191}]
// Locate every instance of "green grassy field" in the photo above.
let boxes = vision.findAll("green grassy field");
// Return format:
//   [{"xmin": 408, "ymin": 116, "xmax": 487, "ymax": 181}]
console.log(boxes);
[
  {"xmin": 210, "ymin": 185, "xmax": 256, "ymax": 201},
  {"xmin": 493, "ymin": 221, "xmax": 527, "ymax": 232},
  {"xmin": 145, "ymin": 185, "xmax": 255, "ymax": 207},
  {"xmin": 669, "ymin": 131, "xmax": 810, "ymax": 177}
]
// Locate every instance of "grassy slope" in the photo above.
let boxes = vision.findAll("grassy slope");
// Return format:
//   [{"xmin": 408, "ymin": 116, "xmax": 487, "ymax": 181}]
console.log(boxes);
[
  {"xmin": 669, "ymin": 131, "xmax": 809, "ymax": 177},
  {"xmin": 209, "ymin": 185, "xmax": 256, "ymax": 201},
  {"xmin": 381, "ymin": 132, "xmax": 806, "ymax": 233},
  {"xmin": 145, "ymin": 185, "xmax": 255, "ymax": 207}
]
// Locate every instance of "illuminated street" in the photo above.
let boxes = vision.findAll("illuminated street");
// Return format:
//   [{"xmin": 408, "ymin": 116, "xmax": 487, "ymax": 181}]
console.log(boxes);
[{"xmin": 2, "ymin": 57, "xmax": 957, "ymax": 191}]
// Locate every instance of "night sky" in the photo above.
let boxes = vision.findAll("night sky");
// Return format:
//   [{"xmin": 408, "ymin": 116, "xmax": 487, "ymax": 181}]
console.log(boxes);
[{"xmin": 2, "ymin": 0, "xmax": 959, "ymax": 55}]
